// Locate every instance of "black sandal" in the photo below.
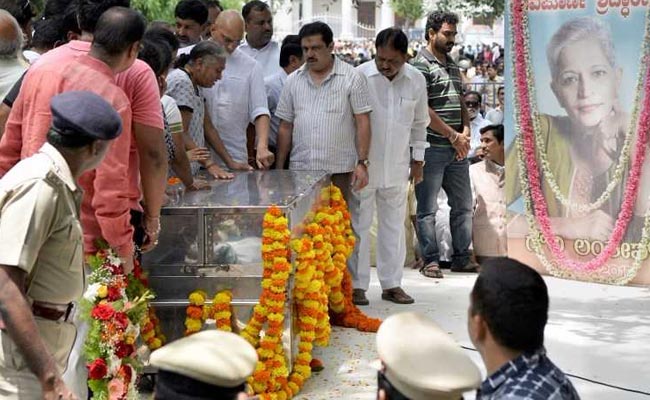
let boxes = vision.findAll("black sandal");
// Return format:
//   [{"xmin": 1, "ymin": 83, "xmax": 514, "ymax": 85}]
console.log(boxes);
[{"xmin": 419, "ymin": 263, "xmax": 444, "ymax": 279}]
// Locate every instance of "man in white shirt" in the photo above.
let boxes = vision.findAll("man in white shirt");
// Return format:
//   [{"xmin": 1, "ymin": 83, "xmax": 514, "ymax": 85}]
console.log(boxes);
[
  {"xmin": 485, "ymin": 85, "xmax": 504, "ymax": 125},
  {"xmin": 0, "ymin": 11, "xmax": 26, "ymax": 100},
  {"xmin": 275, "ymin": 22, "xmax": 372, "ymax": 298},
  {"xmin": 469, "ymin": 124, "xmax": 507, "ymax": 263},
  {"xmin": 206, "ymin": 10, "xmax": 274, "ymax": 169},
  {"xmin": 464, "ymin": 91, "xmax": 491, "ymax": 160},
  {"xmin": 354, "ymin": 28, "xmax": 429, "ymax": 305},
  {"xmin": 239, "ymin": 0, "xmax": 282, "ymax": 78},
  {"xmin": 264, "ymin": 35, "xmax": 303, "ymax": 155},
  {"xmin": 175, "ymin": 0, "xmax": 209, "ymax": 49}
]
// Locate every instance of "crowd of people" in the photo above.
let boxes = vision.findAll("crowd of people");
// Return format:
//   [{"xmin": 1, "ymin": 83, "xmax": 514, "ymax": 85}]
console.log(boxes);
[{"xmin": 0, "ymin": 0, "xmax": 578, "ymax": 399}]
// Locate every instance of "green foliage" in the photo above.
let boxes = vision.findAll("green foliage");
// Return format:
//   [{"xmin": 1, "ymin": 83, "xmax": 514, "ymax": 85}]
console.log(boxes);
[
  {"xmin": 390, "ymin": 0, "xmax": 425, "ymax": 29},
  {"xmin": 88, "ymin": 380, "xmax": 108, "ymax": 400},
  {"xmin": 222, "ymin": 0, "xmax": 246, "ymax": 11},
  {"xmin": 131, "ymin": 0, "xmax": 177, "ymax": 22}
]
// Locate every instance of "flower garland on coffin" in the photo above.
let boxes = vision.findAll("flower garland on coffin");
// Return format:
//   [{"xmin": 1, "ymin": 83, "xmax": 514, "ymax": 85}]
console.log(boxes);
[{"xmin": 81, "ymin": 245, "xmax": 165, "ymax": 400}]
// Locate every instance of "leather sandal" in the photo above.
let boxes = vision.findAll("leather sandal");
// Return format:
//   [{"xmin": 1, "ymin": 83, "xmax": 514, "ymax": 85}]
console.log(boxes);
[{"xmin": 419, "ymin": 262, "xmax": 444, "ymax": 279}]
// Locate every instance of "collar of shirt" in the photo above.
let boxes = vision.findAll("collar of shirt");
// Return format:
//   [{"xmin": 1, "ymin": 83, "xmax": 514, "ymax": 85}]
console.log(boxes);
[
  {"xmin": 485, "ymin": 158, "xmax": 505, "ymax": 178},
  {"xmin": 39, "ymin": 143, "xmax": 77, "ymax": 192},
  {"xmin": 241, "ymin": 39, "xmax": 278, "ymax": 54},
  {"xmin": 76, "ymin": 54, "xmax": 114, "ymax": 79},
  {"xmin": 471, "ymin": 114, "xmax": 488, "ymax": 128},
  {"xmin": 478, "ymin": 348, "xmax": 548, "ymax": 396},
  {"xmin": 297, "ymin": 55, "xmax": 345, "ymax": 86},
  {"xmin": 366, "ymin": 61, "xmax": 410, "ymax": 83},
  {"xmin": 66, "ymin": 40, "xmax": 92, "ymax": 53},
  {"xmin": 418, "ymin": 47, "xmax": 454, "ymax": 68}
]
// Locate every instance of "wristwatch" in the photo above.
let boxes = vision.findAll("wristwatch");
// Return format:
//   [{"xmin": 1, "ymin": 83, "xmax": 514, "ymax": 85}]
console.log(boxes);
[{"xmin": 358, "ymin": 159, "xmax": 370, "ymax": 168}]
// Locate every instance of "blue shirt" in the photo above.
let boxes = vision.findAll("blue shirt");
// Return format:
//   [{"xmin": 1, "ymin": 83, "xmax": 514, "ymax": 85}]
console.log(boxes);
[{"xmin": 476, "ymin": 349, "xmax": 581, "ymax": 400}]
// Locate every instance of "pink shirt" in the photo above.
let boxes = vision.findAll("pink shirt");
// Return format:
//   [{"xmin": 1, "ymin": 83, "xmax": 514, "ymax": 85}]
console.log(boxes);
[
  {"xmin": 0, "ymin": 54, "xmax": 135, "ymax": 257},
  {"xmin": 0, "ymin": 40, "xmax": 164, "ymax": 209},
  {"xmin": 0, "ymin": 41, "xmax": 164, "ymax": 256}
]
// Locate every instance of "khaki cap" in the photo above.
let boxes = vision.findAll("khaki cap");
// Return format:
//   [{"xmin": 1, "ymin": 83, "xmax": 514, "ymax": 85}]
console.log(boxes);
[
  {"xmin": 376, "ymin": 312, "xmax": 482, "ymax": 400},
  {"xmin": 150, "ymin": 330, "xmax": 258, "ymax": 388}
]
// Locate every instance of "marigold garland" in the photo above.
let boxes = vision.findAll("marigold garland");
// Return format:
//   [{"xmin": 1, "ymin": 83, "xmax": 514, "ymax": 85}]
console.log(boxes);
[
  {"xmin": 127, "ymin": 260, "xmax": 166, "ymax": 351},
  {"xmin": 158, "ymin": 186, "xmax": 381, "ymax": 399},
  {"xmin": 327, "ymin": 186, "xmax": 382, "ymax": 332},
  {"xmin": 185, "ymin": 290, "xmax": 207, "ymax": 335},
  {"xmin": 212, "ymin": 290, "xmax": 233, "ymax": 332}
]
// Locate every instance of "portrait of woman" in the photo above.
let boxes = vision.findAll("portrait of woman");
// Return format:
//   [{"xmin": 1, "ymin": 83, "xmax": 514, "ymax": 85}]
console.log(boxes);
[{"xmin": 506, "ymin": 16, "xmax": 633, "ymax": 241}]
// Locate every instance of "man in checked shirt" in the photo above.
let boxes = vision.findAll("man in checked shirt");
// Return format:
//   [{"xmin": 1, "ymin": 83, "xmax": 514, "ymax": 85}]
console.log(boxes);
[{"xmin": 469, "ymin": 258, "xmax": 580, "ymax": 400}]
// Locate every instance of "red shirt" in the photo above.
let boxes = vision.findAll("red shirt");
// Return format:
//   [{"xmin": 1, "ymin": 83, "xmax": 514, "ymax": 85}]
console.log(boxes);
[
  {"xmin": 0, "ymin": 41, "xmax": 164, "ymax": 257},
  {"xmin": 0, "ymin": 53, "xmax": 134, "ymax": 257}
]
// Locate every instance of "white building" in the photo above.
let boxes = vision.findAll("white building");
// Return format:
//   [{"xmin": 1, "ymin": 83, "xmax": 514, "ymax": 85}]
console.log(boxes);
[{"xmin": 273, "ymin": 0, "xmax": 396, "ymax": 39}]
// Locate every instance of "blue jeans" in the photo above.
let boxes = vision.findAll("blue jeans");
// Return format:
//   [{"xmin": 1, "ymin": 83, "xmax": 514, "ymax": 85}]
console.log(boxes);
[{"xmin": 415, "ymin": 146, "xmax": 472, "ymax": 267}]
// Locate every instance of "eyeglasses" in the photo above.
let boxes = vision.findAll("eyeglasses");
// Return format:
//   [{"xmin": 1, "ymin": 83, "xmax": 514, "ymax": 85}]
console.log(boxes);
[{"xmin": 465, "ymin": 101, "xmax": 480, "ymax": 108}]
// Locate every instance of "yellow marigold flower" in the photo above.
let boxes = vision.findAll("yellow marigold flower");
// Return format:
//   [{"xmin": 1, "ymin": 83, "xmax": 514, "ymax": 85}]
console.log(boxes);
[
  {"xmin": 125, "ymin": 335, "xmax": 136, "ymax": 345},
  {"xmin": 142, "ymin": 329, "xmax": 155, "ymax": 341},
  {"xmin": 252, "ymin": 382, "xmax": 267, "ymax": 393},
  {"xmin": 188, "ymin": 291, "xmax": 205, "ymax": 306},
  {"xmin": 97, "ymin": 285, "xmax": 108, "ymax": 299},
  {"xmin": 149, "ymin": 338, "xmax": 162, "ymax": 349},
  {"xmin": 184, "ymin": 318, "xmax": 202, "ymax": 332},
  {"xmin": 213, "ymin": 311, "xmax": 231, "ymax": 320}
]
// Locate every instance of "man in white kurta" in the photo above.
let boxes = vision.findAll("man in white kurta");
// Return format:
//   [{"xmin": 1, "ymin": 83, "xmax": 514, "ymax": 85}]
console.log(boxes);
[
  {"xmin": 239, "ymin": 0, "xmax": 282, "ymax": 78},
  {"xmin": 354, "ymin": 28, "xmax": 429, "ymax": 305},
  {"xmin": 204, "ymin": 11, "xmax": 274, "ymax": 169}
]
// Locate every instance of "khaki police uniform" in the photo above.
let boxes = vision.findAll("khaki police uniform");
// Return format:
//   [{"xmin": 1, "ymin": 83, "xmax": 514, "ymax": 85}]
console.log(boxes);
[{"xmin": 0, "ymin": 143, "xmax": 84, "ymax": 399}]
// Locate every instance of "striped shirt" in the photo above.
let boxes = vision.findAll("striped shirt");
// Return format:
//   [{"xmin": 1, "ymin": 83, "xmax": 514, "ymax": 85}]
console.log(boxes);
[
  {"xmin": 411, "ymin": 48, "xmax": 463, "ymax": 147},
  {"xmin": 275, "ymin": 56, "xmax": 372, "ymax": 173}
]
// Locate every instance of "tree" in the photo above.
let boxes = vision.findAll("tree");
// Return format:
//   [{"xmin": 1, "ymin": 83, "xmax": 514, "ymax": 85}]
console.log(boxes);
[
  {"xmin": 390, "ymin": 0, "xmax": 425, "ymax": 30},
  {"xmin": 436, "ymin": 0, "xmax": 505, "ymax": 19},
  {"xmin": 131, "ymin": 0, "xmax": 176, "ymax": 22}
]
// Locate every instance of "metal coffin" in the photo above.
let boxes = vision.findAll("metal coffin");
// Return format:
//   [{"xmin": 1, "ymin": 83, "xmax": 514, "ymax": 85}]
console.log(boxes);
[{"xmin": 142, "ymin": 170, "xmax": 330, "ymax": 368}]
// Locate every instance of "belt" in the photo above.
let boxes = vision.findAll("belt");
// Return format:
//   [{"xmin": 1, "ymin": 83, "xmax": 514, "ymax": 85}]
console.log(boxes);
[{"xmin": 32, "ymin": 302, "xmax": 74, "ymax": 323}]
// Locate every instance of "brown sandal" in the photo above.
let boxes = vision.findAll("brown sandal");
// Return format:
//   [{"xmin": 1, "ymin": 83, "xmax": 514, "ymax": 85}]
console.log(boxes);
[{"xmin": 420, "ymin": 263, "xmax": 444, "ymax": 279}]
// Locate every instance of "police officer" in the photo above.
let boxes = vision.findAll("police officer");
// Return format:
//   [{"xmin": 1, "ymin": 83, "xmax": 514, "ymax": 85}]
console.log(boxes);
[
  {"xmin": 375, "ymin": 312, "xmax": 482, "ymax": 400},
  {"xmin": 150, "ymin": 330, "xmax": 258, "ymax": 400},
  {"xmin": 0, "ymin": 91, "xmax": 122, "ymax": 400}
]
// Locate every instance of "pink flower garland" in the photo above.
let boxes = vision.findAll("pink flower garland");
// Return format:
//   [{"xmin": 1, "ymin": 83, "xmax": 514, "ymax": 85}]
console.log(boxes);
[{"xmin": 512, "ymin": 0, "xmax": 650, "ymax": 272}]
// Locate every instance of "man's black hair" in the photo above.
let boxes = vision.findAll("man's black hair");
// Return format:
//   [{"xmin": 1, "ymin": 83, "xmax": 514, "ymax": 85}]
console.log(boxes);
[
  {"xmin": 145, "ymin": 25, "xmax": 180, "ymax": 52},
  {"xmin": 0, "ymin": 0, "xmax": 35, "ymax": 27},
  {"xmin": 154, "ymin": 370, "xmax": 245, "ymax": 400},
  {"xmin": 31, "ymin": 17, "xmax": 67, "ymax": 50},
  {"xmin": 203, "ymin": 0, "xmax": 223, "ymax": 11},
  {"xmin": 470, "ymin": 258, "xmax": 549, "ymax": 354},
  {"xmin": 375, "ymin": 27, "xmax": 408, "ymax": 55},
  {"xmin": 298, "ymin": 21, "xmax": 333, "ymax": 47},
  {"xmin": 77, "ymin": 0, "xmax": 130, "ymax": 34},
  {"xmin": 281, "ymin": 33, "xmax": 300, "ymax": 47},
  {"xmin": 464, "ymin": 90, "xmax": 482, "ymax": 103},
  {"xmin": 424, "ymin": 10, "xmax": 458, "ymax": 41},
  {"xmin": 92, "ymin": 7, "xmax": 146, "ymax": 57},
  {"xmin": 47, "ymin": 129, "xmax": 96, "ymax": 149},
  {"xmin": 480, "ymin": 124, "xmax": 504, "ymax": 144},
  {"xmin": 279, "ymin": 41, "xmax": 302, "ymax": 68},
  {"xmin": 138, "ymin": 38, "xmax": 172, "ymax": 77},
  {"xmin": 175, "ymin": 0, "xmax": 209, "ymax": 25},
  {"xmin": 242, "ymin": 0, "xmax": 270, "ymax": 21}
]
